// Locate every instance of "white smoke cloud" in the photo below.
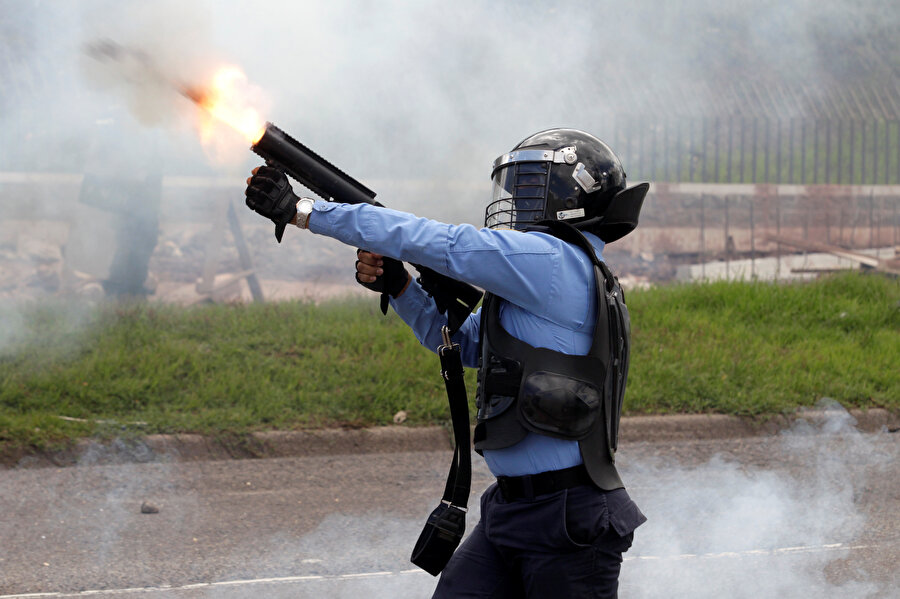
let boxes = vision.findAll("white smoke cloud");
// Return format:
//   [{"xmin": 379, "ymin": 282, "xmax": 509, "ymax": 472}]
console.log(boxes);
[
  {"xmin": 4, "ymin": 403, "xmax": 894, "ymax": 597},
  {"xmin": 1, "ymin": 5, "xmax": 896, "ymax": 595},
  {"xmin": 7, "ymin": 0, "xmax": 893, "ymax": 193},
  {"xmin": 1, "ymin": 0, "xmax": 894, "ymax": 294},
  {"xmin": 619, "ymin": 402, "xmax": 896, "ymax": 598}
]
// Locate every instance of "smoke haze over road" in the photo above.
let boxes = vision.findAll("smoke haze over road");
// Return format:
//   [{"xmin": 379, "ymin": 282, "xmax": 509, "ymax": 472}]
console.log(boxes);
[
  {"xmin": 1, "ymin": 4, "xmax": 898, "ymax": 595},
  {"xmin": 1, "ymin": 405, "xmax": 898, "ymax": 597}
]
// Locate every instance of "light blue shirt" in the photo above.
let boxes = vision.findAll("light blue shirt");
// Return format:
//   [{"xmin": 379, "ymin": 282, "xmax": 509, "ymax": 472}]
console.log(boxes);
[{"xmin": 309, "ymin": 200, "xmax": 606, "ymax": 477}]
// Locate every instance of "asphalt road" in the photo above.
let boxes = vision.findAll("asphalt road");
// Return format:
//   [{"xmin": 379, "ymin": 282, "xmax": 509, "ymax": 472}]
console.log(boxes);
[{"xmin": 1, "ymin": 420, "xmax": 898, "ymax": 598}]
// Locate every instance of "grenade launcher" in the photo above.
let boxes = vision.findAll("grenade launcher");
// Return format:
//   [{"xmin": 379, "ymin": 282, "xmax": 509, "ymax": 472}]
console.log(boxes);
[{"xmin": 251, "ymin": 122, "xmax": 482, "ymax": 333}]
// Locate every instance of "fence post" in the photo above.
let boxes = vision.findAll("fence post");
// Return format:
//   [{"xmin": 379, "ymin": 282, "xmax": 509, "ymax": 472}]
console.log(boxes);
[
  {"xmin": 700, "ymin": 194, "xmax": 706, "ymax": 280},
  {"xmin": 750, "ymin": 198, "xmax": 756, "ymax": 279},
  {"xmin": 837, "ymin": 121, "xmax": 853, "ymax": 184},
  {"xmin": 862, "ymin": 120, "xmax": 868, "ymax": 184},
  {"xmin": 800, "ymin": 120, "xmax": 807, "ymax": 184},
  {"xmin": 813, "ymin": 119, "xmax": 820, "ymax": 184},
  {"xmin": 715, "ymin": 117, "xmax": 721, "ymax": 183},
  {"xmin": 702, "ymin": 119, "xmax": 709, "ymax": 182},
  {"xmin": 847, "ymin": 121, "xmax": 854, "ymax": 185},
  {"xmin": 752, "ymin": 118, "xmax": 759, "ymax": 183},
  {"xmin": 688, "ymin": 119, "xmax": 697, "ymax": 183},
  {"xmin": 776, "ymin": 119, "xmax": 783, "ymax": 183},
  {"xmin": 740, "ymin": 118, "xmax": 747, "ymax": 183},
  {"xmin": 776, "ymin": 194, "xmax": 782, "ymax": 279},
  {"xmin": 724, "ymin": 197, "xmax": 731, "ymax": 279},
  {"xmin": 727, "ymin": 118, "xmax": 734, "ymax": 182},
  {"xmin": 788, "ymin": 119, "xmax": 795, "ymax": 183},
  {"xmin": 873, "ymin": 120, "xmax": 879, "ymax": 184},
  {"xmin": 869, "ymin": 191, "xmax": 875, "ymax": 247}
]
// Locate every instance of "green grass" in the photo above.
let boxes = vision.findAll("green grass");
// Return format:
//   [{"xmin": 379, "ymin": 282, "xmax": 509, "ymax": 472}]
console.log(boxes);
[
  {"xmin": 1, "ymin": 271, "xmax": 897, "ymax": 453},
  {"xmin": 626, "ymin": 272, "xmax": 899, "ymax": 414},
  {"xmin": 0, "ymin": 299, "xmax": 450, "ymax": 450}
]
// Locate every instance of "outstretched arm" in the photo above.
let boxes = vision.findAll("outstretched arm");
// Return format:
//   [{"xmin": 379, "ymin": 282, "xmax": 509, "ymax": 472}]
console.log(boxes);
[
  {"xmin": 312, "ymin": 201, "xmax": 573, "ymax": 315},
  {"xmin": 245, "ymin": 169, "xmax": 601, "ymax": 330}
]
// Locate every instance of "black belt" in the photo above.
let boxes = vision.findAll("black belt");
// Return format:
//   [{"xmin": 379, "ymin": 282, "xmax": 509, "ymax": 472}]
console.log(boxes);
[{"xmin": 496, "ymin": 464, "xmax": 592, "ymax": 501}]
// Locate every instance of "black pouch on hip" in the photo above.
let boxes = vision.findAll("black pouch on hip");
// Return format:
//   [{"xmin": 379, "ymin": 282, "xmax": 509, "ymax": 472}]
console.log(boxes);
[{"xmin": 410, "ymin": 502, "xmax": 467, "ymax": 576}]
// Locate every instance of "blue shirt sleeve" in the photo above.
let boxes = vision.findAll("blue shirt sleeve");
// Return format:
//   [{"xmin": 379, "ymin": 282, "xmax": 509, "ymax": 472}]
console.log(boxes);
[{"xmin": 308, "ymin": 200, "xmax": 602, "ymax": 333}]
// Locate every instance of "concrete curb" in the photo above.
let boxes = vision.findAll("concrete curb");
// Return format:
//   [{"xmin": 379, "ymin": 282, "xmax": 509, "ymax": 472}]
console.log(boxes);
[
  {"xmin": 617, "ymin": 408, "xmax": 900, "ymax": 443},
  {"xmin": 5, "ymin": 409, "xmax": 898, "ymax": 469}
]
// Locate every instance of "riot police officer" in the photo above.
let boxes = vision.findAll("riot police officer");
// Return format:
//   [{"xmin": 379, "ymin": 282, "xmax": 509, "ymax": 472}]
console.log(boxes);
[{"xmin": 246, "ymin": 128, "xmax": 648, "ymax": 598}]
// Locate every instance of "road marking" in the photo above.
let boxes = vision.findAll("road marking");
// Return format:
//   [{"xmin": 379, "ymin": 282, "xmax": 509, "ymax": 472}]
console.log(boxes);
[
  {"xmin": 0, "ymin": 543, "xmax": 875, "ymax": 598},
  {"xmin": 625, "ymin": 542, "xmax": 872, "ymax": 561},
  {"xmin": 0, "ymin": 571, "xmax": 427, "ymax": 598}
]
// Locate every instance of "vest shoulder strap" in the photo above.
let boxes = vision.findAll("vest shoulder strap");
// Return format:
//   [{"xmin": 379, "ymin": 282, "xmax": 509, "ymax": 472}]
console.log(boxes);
[{"xmin": 531, "ymin": 220, "xmax": 616, "ymax": 291}]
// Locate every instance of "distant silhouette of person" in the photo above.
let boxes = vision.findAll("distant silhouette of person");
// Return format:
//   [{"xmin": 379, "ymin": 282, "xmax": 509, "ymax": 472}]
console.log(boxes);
[{"xmin": 79, "ymin": 104, "xmax": 162, "ymax": 298}]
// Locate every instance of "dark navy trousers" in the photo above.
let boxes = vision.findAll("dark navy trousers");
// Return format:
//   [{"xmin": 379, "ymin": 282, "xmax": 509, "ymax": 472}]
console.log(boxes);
[{"xmin": 432, "ymin": 482, "xmax": 645, "ymax": 598}]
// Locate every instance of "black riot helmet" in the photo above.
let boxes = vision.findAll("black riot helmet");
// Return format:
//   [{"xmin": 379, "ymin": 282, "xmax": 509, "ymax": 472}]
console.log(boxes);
[{"xmin": 485, "ymin": 128, "xmax": 649, "ymax": 242}]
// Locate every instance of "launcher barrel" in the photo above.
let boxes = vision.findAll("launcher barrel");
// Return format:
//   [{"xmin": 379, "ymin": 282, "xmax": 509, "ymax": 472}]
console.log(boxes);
[
  {"xmin": 249, "ymin": 121, "xmax": 482, "ymax": 334},
  {"xmin": 251, "ymin": 122, "xmax": 379, "ymax": 206}
]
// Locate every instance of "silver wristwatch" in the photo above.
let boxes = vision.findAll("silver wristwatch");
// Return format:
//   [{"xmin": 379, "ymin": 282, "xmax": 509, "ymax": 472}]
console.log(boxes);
[{"xmin": 295, "ymin": 198, "xmax": 315, "ymax": 230}]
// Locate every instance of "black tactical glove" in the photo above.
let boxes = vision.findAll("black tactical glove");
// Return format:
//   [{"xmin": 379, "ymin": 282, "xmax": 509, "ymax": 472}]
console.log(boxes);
[
  {"xmin": 355, "ymin": 249, "xmax": 410, "ymax": 314},
  {"xmin": 245, "ymin": 165, "xmax": 299, "ymax": 243}
]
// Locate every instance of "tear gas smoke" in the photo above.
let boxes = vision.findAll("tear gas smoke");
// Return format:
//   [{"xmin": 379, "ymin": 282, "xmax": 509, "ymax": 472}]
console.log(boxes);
[
  {"xmin": 1, "ymin": 403, "xmax": 895, "ymax": 597},
  {"xmin": 2, "ymin": 0, "xmax": 897, "ymax": 310},
  {"xmin": 1, "ymin": 0, "xmax": 896, "ymax": 310},
  {"xmin": 0, "ymin": 3, "xmax": 897, "ymax": 595},
  {"xmin": 4, "ymin": 0, "xmax": 898, "ymax": 202},
  {"xmin": 619, "ymin": 400, "xmax": 897, "ymax": 598}
]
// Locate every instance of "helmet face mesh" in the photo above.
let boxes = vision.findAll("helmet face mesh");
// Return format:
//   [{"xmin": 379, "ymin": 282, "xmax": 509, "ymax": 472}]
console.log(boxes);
[
  {"xmin": 485, "ymin": 162, "xmax": 550, "ymax": 230},
  {"xmin": 487, "ymin": 129, "xmax": 633, "ymax": 233}
]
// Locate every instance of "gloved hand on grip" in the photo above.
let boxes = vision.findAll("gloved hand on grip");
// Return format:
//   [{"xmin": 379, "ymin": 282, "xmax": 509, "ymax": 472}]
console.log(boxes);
[
  {"xmin": 356, "ymin": 249, "xmax": 411, "ymax": 314},
  {"xmin": 245, "ymin": 166, "xmax": 299, "ymax": 242}
]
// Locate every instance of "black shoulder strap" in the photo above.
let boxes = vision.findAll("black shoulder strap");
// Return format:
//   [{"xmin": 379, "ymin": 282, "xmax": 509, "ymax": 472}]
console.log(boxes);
[
  {"xmin": 437, "ymin": 334, "xmax": 471, "ymax": 507},
  {"xmin": 534, "ymin": 220, "xmax": 615, "ymax": 291},
  {"xmin": 410, "ymin": 327, "xmax": 470, "ymax": 576},
  {"xmin": 523, "ymin": 220, "xmax": 617, "ymax": 359}
]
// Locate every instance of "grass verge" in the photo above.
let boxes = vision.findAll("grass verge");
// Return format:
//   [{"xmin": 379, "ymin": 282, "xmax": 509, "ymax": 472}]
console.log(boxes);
[{"xmin": 1, "ymin": 271, "xmax": 897, "ymax": 453}]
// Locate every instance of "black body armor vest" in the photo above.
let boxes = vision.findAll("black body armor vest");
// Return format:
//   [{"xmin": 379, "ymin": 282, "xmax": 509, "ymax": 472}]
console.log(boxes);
[{"xmin": 473, "ymin": 221, "xmax": 631, "ymax": 491}]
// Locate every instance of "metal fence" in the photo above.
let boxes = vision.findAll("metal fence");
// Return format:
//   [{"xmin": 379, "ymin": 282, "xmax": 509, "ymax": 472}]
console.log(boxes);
[
  {"xmin": 603, "ymin": 182, "xmax": 900, "ymax": 282},
  {"xmin": 601, "ymin": 80, "xmax": 900, "ymax": 185},
  {"xmin": 610, "ymin": 116, "xmax": 900, "ymax": 186}
]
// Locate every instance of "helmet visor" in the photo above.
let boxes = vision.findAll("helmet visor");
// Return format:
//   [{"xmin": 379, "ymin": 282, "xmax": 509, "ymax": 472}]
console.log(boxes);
[{"xmin": 485, "ymin": 163, "xmax": 549, "ymax": 230}]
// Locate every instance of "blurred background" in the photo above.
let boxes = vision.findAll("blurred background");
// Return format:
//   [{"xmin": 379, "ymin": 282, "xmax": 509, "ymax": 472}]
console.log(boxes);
[{"xmin": 1, "ymin": 0, "xmax": 898, "ymax": 304}]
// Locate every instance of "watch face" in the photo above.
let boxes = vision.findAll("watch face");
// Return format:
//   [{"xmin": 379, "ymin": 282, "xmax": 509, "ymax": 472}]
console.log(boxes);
[{"xmin": 297, "ymin": 199, "xmax": 314, "ymax": 229}]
